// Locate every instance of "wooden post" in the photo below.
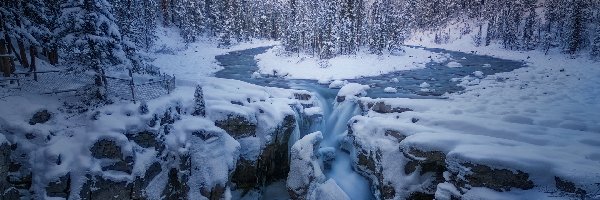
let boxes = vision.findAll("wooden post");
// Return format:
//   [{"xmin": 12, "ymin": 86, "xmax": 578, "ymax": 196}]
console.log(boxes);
[
  {"xmin": 129, "ymin": 69, "xmax": 136, "ymax": 103},
  {"xmin": 17, "ymin": 40, "xmax": 28, "ymax": 68},
  {"xmin": 0, "ymin": 39, "xmax": 9, "ymax": 77},
  {"xmin": 30, "ymin": 46, "xmax": 37, "ymax": 81}
]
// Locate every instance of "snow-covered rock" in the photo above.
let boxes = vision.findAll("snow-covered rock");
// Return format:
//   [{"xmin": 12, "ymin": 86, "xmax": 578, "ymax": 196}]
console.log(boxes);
[
  {"xmin": 287, "ymin": 131, "xmax": 326, "ymax": 200},
  {"xmin": 328, "ymin": 80, "xmax": 348, "ymax": 89},
  {"xmin": 383, "ymin": 87, "xmax": 397, "ymax": 93},
  {"xmin": 446, "ymin": 61, "xmax": 463, "ymax": 68},
  {"xmin": 336, "ymin": 83, "xmax": 369, "ymax": 102},
  {"xmin": 472, "ymin": 70, "xmax": 484, "ymax": 78}
]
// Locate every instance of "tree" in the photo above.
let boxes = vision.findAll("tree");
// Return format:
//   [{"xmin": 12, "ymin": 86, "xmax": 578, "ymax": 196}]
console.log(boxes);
[
  {"xmin": 522, "ymin": 1, "xmax": 538, "ymax": 50},
  {"xmin": 567, "ymin": 0, "xmax": 586, "ymax": 55},
  {"xmin": 192, "ymin": 85, "xmax": 206, "ymax": 116},
  {"xmin": 57, "ymin": 0, "xmax": 127, "ymax": 99}
]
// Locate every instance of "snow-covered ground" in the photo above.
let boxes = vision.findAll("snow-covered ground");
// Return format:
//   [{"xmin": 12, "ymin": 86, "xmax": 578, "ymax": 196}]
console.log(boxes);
[
  {"xmin": 2, "ymin": 22, "xmax": 599, "ymax": 199},
  {"xmin": 150, "ymin": 27, "xmax": 280, "ymax": 83},
  {"xmin": 255, "ymin": 45, "xmax": 448, "ymax": 82}
]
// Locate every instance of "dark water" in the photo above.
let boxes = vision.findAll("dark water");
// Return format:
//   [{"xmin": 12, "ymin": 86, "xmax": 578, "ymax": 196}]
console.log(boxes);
[{"xmin": 214, "ymin": 46, "xmax": 526, "ymax": 98}]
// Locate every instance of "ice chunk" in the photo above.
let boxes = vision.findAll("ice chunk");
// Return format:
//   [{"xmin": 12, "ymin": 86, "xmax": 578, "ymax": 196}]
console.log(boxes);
[{"xmin": 384, "ymin": 87, "xmax": 398, "ymax": 93}]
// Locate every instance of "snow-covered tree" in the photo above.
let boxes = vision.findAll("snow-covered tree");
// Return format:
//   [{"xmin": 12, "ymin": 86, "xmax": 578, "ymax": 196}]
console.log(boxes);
[
  {"xmin": 57, "ymin": 0, "xmax": 127, "ymax": 99},
  {"xmin": 192, "ymin": 85, "xmax": 206, "ymax": 116}
]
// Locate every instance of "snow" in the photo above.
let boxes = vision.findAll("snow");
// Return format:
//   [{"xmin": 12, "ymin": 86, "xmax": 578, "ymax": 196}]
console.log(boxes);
[
  {"xmin": 311, "ymin": 179, "xmax": 350, "ymax": 200},
  {"xmin": 287, "ymin": 131, "xmax": 326, "ymax": 198},
  {"xmin": 383, "ymin": 87, "xmax": 397, "ymax": 93},
  {"xmin": 472, "ymin": 70, "xmax": 484, "ymax": 78},
  {"xmin": 446, "ymin": 61, "xmax": 463, "ymax": 68},
  {"xmin": 328, "ymin": 80, "xmax": 348, "ymax": 89},
  {"xmin": 255, "ymin": 45, "xmax": 446, "ymax": 80},
  {"xmin": 304, "ymin": 106, "xmax": 323, "ymax": 117},
  {"xmin": 337, "ymin": 83, "xmax": 369, "ymax": 99},
  {"xmin": 151, "ymin": 27, "xmax": 280, "ymax": 83}
]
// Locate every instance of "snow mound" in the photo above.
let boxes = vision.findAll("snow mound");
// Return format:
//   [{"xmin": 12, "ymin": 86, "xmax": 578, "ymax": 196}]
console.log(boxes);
[
  {"xmin": 447, "ymin": 61, "xmax": 463, "ymax": 68},
  {"xmin": 337, "ymin": 83, "xmax": 369, "ymax": 99},
  {"xmin": 329, "ymin": 80, "xmax": 349, "ymax": 89},
  {"xmin": 472, "ymin": 71, "xmax": 484, "ymax": 78},
  {"xmin": 383, "ymin": 87, "xmax": 397, "ymax": 93}
]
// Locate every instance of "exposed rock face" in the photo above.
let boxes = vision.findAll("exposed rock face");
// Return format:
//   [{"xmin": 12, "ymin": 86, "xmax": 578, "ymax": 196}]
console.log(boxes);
[
  {"xmin": 90, "ymin": 139, "xmax": 134, "ymax": 174},
  {"xmin": 29, "ymin": 109, "xmax": 51, "ymax": 125},
  {"xmin": 232, "ymin": 114, "xmax": 296, "ymax": 189},
  {"xmin": 554, "ymin": 176, "xmax": 587, "ymax": 198},
  {"xmin": 404, "ymin": 148, "xmax": 447, "ymax": 193},
  {"xmin": 131, "ymin": 162, "xmax": 162, "ymax": 199},
  {"xmin": 0, "ymin": 140, "xmax": 13, "ymax": 199},
  {"xmin": 215, "ymin": 115, "xmax": 257, "ymax": 139},
  {"xmin": 79, "ymin": 175, "xmax": 133, "ymax": 200},
  {"xmin": 370, "ymin": 102, "xmax": 413, "ymax": 114},
  {"xmin": 287, "ymin": 132, "xmax": 326, "ymax": 200},
  {"xmin": 453, "ymin": 163, "xmax": 535, "ymax": 192},
  {"xmin": 46, "ymin": 173, "xmax": 71, "ymax": 198},
  {"xmin": 127, "ymin": 130, "xmax": 163, "ymax": 151}
]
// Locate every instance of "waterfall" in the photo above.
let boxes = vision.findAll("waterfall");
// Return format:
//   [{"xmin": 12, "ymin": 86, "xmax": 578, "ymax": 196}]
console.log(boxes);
[{"xmin": 292, "ymin": 83, "xmax": 374, "ymax": 200}]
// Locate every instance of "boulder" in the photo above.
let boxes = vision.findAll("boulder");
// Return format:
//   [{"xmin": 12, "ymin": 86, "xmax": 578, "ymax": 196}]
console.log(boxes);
[{"xmin": 29, "ymin": 109, "xmax": 51, "ymax": 125}]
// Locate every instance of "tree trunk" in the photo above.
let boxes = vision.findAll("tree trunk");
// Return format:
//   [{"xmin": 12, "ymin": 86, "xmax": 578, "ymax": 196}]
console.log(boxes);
[{"xmin": 18, "ymin": 40, "xmax": 28, "ymax": 68}]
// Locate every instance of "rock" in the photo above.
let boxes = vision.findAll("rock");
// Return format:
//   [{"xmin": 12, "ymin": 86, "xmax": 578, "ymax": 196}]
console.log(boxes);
[
  {"xmin": 200, "ymin": 184, "xmax": 226, "ymax": 200},
  {"xmin": 453, "ymin": 163, "xmax": 534, "ymax": 192},
  {"xmin": 1, "ymin": 140, "xmax": 12, "ymax": 196},
  {"xmin": 287, "ymin": 132, "xmax": 326, "ymax": 200},
  {"xmin": 232, "ymin": 114, "xmax": 296, "ymax": 189},
  {"xmin": 370, "ymin": 102, "xmax": 413, "ymax": 114},
  {"xmin": 215, "ymin": 115, "xmax": 257, "ymax": 139},
  {"xmin": 336, "ymin": 96, "xmax": 346, "ymax": 103},
  {"xmin": 554, "ymin": 176, "xmax": 586, "ymax": 198},
  {"xmin": 294, "ymin": 93, "xmax": 312, "ymax": 101},
  {"xmin": 29, "ymin": 109, "xmax": 51, "ymax": 125},
  {"xmin": 132, "ymin": 162, "xmax": 162, "ymax": 199},
  {"xmin": 80, "ymin": 175, "xmax": 133, "ymax": 200},
  {"xmin": 90, "ymin": 139, "xmax": 134, "ymax": 173},
  {"xmin": 101, "ymin": 156, "xmax": 134, "ymax": 173},
  {"xmin": 163, "ymin": 153, "xmax": 191, "ymax": 200},
  {"xmin": 231, "ymin": 158, "xmax": 259, "ymax": 189},
  {"xmin": 90, "ymin": 139, "xmax": 123, "ymax": 160},
  {"xmin": 46, "ymin": 173, "xmax": 71, "ymax": 198},
  {"xmin": 2, "ymin": 187, "xmax": 20, "ymax": 200},
  {"xmin": 318, "ymin": 147, "xmax": 336, "ymax": 170},
  {"xmin": 127, "ymin": 131, "xmax": 163, "ymax": 151},
  {"xmin": 403, "ymin": 148, "xmax": 447, "ymax": 195}
]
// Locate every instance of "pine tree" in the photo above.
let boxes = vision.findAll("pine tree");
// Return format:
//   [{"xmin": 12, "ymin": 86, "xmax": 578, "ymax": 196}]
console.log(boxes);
[
  {"xmin": 192, "ymin": 85, "xmax": 206, "ymax": 116},
  {"xmin": 57, "ymin": 0, "xmax": 127, "ymax": 99},
  {"xmin": 522, "ymin": 3, "xmax": 537, "ymax": 50},
  {"xmin": 567, "ymin": 0, "xmax": 585, "ymax": 55}
]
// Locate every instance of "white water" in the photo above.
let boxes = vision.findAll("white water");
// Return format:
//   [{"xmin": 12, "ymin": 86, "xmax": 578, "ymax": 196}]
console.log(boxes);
[{"xmin": 293, "ymin": 84, "xmax": 374, "ymax": 200}]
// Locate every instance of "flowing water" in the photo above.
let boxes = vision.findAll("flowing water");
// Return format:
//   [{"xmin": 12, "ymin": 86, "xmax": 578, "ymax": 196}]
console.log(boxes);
[{"xmin": 215, "ymin": 46, "xmax": 525, "ymax": 199}]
